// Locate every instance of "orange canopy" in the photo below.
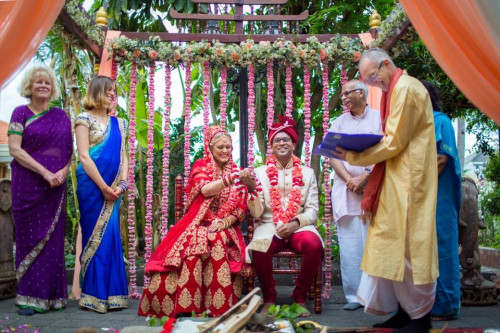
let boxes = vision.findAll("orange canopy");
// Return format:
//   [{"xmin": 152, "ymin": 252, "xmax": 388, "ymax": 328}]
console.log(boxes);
[{"xmin": 399, "ymin": 0, "xmax": 500, "ymax": 124}]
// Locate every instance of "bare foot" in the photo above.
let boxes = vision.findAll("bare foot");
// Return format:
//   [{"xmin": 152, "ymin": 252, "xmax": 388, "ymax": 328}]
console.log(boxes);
[
  {"xmin": 297, "ymin": 303, "xmax": 311, "ymax": 317},
  {"xmin": 260, "ymin": 302, "xmax": 274, "ymax": 315}
]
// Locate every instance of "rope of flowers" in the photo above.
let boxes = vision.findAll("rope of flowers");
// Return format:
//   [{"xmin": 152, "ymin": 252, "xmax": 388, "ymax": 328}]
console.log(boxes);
[
  {"xmin": 108, "ymin": 56, "xmax": 119, "ymax": 117},
  {"xmin": 183, "ymin": 62, "xmax": 193, "ymax": 200},
  {"xmin": 127, "ymin": 60, "xmax": 140, "ymax": 298},
  {"xmin": 161, "ymin": 64, "xmax": 172, "ymax": 240},
  {"xmin": 266, "ymin": 60, "xmax": 274, "ymax": 156},
  {"xmin": 219, "ymin": 66, "xmax": 228, "ymax": 129},
  {"xmin": 203, "ymin": 61, "xmax": 210, "ymax": 135},
  {"xmin": 285, "ymin": 62, "xmax": 293, "ymax": 118},
  {"xmin": 247, "ymin": 64, "xmax": 256, "ymax": 169},
  {"xmin": 143, "ymin": 63, "xmax": 156, "ymax": 287},
  {"xmin": 341, "ymin": 65, "xmax": 349, "ymax": 113},
  {"xmin": 303, "ymin": 66, "xmax": 312, "ymax": 167},
  {"xmin": 321, "ymin": 62, "xmax": 333, "ymax": 298}
]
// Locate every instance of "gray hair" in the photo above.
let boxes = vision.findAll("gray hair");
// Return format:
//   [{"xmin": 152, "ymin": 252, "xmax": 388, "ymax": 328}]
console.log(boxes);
[
  {"xmin": 360, "ymin": 48, "xmax": 395, "ymax": 67},
  {"xmin": 209, "ymin": 132, "xmax": 232, "ymax": 148},
  {"xmin": 346, "ymin": 80, "xmax": 368, "ymax": 100},
  {"xmin": 19, "ymin": 65, "xmax": 60, "ymax": 100}
]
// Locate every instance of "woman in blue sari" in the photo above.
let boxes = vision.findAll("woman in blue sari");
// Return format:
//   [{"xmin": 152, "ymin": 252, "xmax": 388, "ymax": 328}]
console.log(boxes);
[
  {"xmin": 422, "ymin": 82, "xmax": 461, "ymax": 321},
  {"xmin": 75, "ymin": 76, "xmax": 128, "ymax": 313}
]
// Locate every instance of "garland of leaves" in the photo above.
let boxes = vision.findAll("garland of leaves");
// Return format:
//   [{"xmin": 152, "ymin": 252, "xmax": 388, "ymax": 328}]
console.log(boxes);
[
  {"xmin": 372, "ymin": 4, "xmax": 408, "ymax": 48},
  {"xmin": 108, "ymin": 36, "xmax": 362, "ymax": 69},
  {"xmin": 64, "ymin": 0, "xmax": 105, "ymax": 45}
]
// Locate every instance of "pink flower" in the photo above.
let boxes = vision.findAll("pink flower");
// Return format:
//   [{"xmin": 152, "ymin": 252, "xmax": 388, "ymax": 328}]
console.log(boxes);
[
  {"xmin": 353, "ymin": 50, "xmax": 361, "ymax": 62},
  {"xmin": 148, "ymin": 50, "xmax": 158, "ymax": 59}
]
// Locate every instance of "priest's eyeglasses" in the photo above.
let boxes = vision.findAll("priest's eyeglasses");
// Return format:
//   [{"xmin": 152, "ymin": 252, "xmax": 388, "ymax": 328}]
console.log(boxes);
[
  {"xmin": 367, "ymin": 61, "xmax": 383, "ymax": 84},
  {"xmin": 273, "ymin": 137, "xmax": 292, "ymax": 144},
  {"xmin": 341, "ymin": 89, "xmax": 362, "ymax": 98}
]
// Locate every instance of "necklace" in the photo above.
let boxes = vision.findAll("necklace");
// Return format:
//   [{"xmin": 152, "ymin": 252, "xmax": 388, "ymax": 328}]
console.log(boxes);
[{"xmin": 266, "ymin": 154, "xmax": 303, "ymax": 226}]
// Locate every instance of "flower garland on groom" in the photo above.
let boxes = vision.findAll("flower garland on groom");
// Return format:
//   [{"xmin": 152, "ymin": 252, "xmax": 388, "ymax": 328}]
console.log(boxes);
[{"xmin": 240, "ymin": 116, "xmax": 324, "ymax": 317}]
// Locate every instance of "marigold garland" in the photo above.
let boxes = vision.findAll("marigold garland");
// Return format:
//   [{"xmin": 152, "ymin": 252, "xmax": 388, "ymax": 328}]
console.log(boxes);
[
  {"xmin": 285, "ymin": 63, "xmax": 293, "ymax": 118},
  {"xmin": 303, "ymin": 66, "xmax": 312, "ymax": 167},
  {"xmin": 266, "ymin": 60, "xmax": 275, "ymax": 156},
  {"xmin": 219, "ymin": 66, "xmax": 228, "ymax": 129},
  {"xmin": 183, "ymin": 62, "xmax": 193, "ymax": 200},
  {"xmin": 144, "ymin": 63, "xmax": 156, "ymax": 287},
  {"xmin": 247, "ymin": 63, "xmax": 256, "ymax": 169},
  {"xmin": 127, "ymin": 60, "xmax": 140, "ymax": 298},
  {"xmin": 203, "ymin": 61, "xmax": 210, "ymax": 135},
  {"xmin": 266, "ymin": 155, "xmax": 303, "ymax": 226},
  {"xmin": 321, "ymin": 62, "xmax": 333, "ymax": 298},
  {"xmin": 161, "ymin": 64, "xmax": 172, "ymax": 240}
]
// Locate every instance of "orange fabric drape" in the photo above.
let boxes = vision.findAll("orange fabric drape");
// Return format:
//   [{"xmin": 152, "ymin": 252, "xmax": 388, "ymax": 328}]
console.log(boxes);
[
  {"xmin": 358, "ymin": 33, "xmax": 382, "ymax": 111},
  {"xmin": 0, "ymin": 0, "xmax": 65, "ymax": 88},
  {"xmin": 399, "ymin": 0, "xmax": 500, "ymax": 124},
  {"xmin": 98, "ymin": 30, "xmax": 121, "ymax": 77}
]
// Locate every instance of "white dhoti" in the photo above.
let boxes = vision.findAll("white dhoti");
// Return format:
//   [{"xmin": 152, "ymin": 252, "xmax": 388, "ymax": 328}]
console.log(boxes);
[
  {"xmin": 337, "ymin": 215, "xmax": 367, "ymax": 303},
  {"xmin": 357, "ymin": 257, "xmax": 436, "ymax": 319}
]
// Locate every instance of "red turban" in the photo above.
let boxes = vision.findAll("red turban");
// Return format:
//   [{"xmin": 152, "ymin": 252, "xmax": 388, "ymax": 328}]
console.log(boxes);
[{"xmin": 268, "ymin": 115, "xmax": 298, "ymax": 144}]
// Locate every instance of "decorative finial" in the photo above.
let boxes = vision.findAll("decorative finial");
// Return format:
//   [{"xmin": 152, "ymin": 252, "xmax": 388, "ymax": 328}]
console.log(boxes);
[
  {"xmin": 95, "ymin": 6, "xmax": 108, "ymax": 27},
  {"xmin": 94, "ymin": 63, "xmax": 100, "ymax": 74},
  {"xmin": 369, "ymin": 9, "xmax": 381, "ymax": 29}
]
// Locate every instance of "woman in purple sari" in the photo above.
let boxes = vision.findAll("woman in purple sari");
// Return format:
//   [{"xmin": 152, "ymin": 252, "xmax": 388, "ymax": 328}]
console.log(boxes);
[{"xmin": 8, "ymin": 66, "xmax": 73, "ymax": 315}]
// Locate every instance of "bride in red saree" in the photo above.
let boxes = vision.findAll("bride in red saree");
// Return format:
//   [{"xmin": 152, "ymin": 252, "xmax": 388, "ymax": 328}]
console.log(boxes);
[{"xmin": 138, "ymin": 126, "xmax": 249, "ymax": 318}]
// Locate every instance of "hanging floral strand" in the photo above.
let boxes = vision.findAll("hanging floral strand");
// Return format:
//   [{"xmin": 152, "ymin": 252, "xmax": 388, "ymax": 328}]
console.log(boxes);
[
  {"xmin": 303, "ymin": 66, "xmax": 312, "ymax": 167},
  {"xmin": 183, "ymin": 62, "xmax": 193, "ymax": 197},
  {"xmin": 247, "ymin": 63, "xmax": 256, "ymax": 170},
  {"xmin": 321, "ymin": 62, "xmax": 333, "ymax": 298},
  {"xmin": 219, "ymin": 66, "xmax": 228, "ymax": 130},
  {"xmin": 341, "ymin": 65, "xmax": 349, "ymax": 114},
  {"xmin": 266, "ymin": 60, "xmax": 274, "ymax": 156},
  {"xmin": 161, "ymin": 64, "xmax": 172, "ymax": 240},
  {"xmin": 143, "ymin": 63, "xmax": 156, "ymax": 287},
  {"xmin": 127, "ymin": 60, "xmax": 140, "ymax": 299},
  {"xmin": 285, "ymin": 62, "xmax": 293, "ymax": 118},
  {"xmin": 108, "ymin": 56, "xmax": 118, "ymax": 117},
  {"xmin": 203, "ymin": 61, "xmax": 210, "ymax": 135}
]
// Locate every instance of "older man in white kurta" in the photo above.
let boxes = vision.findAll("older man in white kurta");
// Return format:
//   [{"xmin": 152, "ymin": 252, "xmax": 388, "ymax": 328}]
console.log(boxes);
[
  {"xmin": 240, "ymin": 116, "xmax": 323, "ymax": 317},
  {"xmin": 330, "ymin": 80, "xmax": 381, "ymax": 311}
]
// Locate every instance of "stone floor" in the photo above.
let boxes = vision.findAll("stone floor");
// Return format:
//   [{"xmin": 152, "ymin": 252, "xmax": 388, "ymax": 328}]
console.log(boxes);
[{"xmin": 1, "ymin": 272, "xmax": 499, "ymax": 333}]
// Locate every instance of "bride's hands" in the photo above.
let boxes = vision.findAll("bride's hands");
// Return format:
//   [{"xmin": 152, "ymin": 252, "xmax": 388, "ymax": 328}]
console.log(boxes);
[
  {"xmin": 239, "ymin": 168, "xmax": 257, "ymax": 192},
  {"xmin": 208, "ymin": 219, "xmax": 224, "ymax": 233}
]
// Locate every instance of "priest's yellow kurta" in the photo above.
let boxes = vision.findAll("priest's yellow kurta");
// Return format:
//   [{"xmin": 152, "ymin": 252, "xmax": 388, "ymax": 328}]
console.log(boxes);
[{"xmin": 346, "ymin": 74, "xmax": 438, "ymax": 285}]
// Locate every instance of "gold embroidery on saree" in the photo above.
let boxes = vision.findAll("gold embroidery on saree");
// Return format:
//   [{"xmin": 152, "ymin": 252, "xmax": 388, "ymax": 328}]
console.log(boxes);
[
  {"xmin": 216, "ymin": 261, "xmax": 231, "ymax": 287},
  {"xmin": 79, "ymin": 293, "xmax": 128, "ymax": 313},
  {"xmin": 15, "ymin": 295, "xmax": 66, "ymax": 312},
  {"xmin": 193, "ymin": 258, "xmax": 203, "ymax": 286},
  {"xmin": 162, "ymin": 296, "xmax": 174, "ymax": 315},
  {"xmin": 16, "ymin": 196, "xmax": 64, "ymax": 281},
  {"xmin": 212, "ymin": 288, "xmax": 226, "ymax": 310},
  {"xmin": 148, "ymin": 273, "xmax": 161, "ymax": 294},
  {"xmin": 193, "ymin": 288, "xmax": 202, "ymax": 308},
  {"xmin": 165, "ymin": 272, "xmax": 178, "ymax": 294},
  {"xmin": 178, "ymin": 262, "xmax": 190, "ymax": 287},
  {"xmin": 178, "ymin": 288, "xmax": 192, "ymax": 309},
  {"xmin": 203, "ymin": 262, "xmax": 213, "ymax": 287},
  {"xmin": 140, "ymin": 295, "xmax": 151, "ymax": 313},
  {"xmin": 204, "ymin": 290, "xmax": 212, "ymax": 309},
  {"xmin": 211, "ymin": 240, "xmax": 225, "ymax": 262},
  {"xmin": 233, "ymin": 276, "xmax": 243, "ymax": 298},
  {"xmin": 152, "ymin": 296, "xmax": 161, "ymax": 314}
]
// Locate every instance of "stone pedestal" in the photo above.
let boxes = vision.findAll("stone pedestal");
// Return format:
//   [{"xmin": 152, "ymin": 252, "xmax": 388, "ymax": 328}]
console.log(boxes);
[
  {"xmin": 0, "ymin": 179, "xmax": 16, "ymax": 299},
  {"xmin": 461, "ymin": 280, "xmax": 497, "ymax": 306}
]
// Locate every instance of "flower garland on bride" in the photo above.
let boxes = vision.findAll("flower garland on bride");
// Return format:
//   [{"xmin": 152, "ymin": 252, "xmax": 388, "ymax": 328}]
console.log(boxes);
[{"xmin": 266, "ymin": 154, "xmax": 304, "ymax": 226}]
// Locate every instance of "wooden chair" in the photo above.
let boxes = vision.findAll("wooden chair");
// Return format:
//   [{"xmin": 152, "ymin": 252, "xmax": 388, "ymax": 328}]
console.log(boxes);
[{"xmin": 174, "ymin": 175, "xmax": 323, "ymax": 314}]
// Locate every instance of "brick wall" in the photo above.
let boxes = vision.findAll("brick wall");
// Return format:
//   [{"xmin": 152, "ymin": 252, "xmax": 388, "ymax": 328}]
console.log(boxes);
[{"xmin": 479, "ymin": 247, "xmax": 500, "ymax": 268}]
